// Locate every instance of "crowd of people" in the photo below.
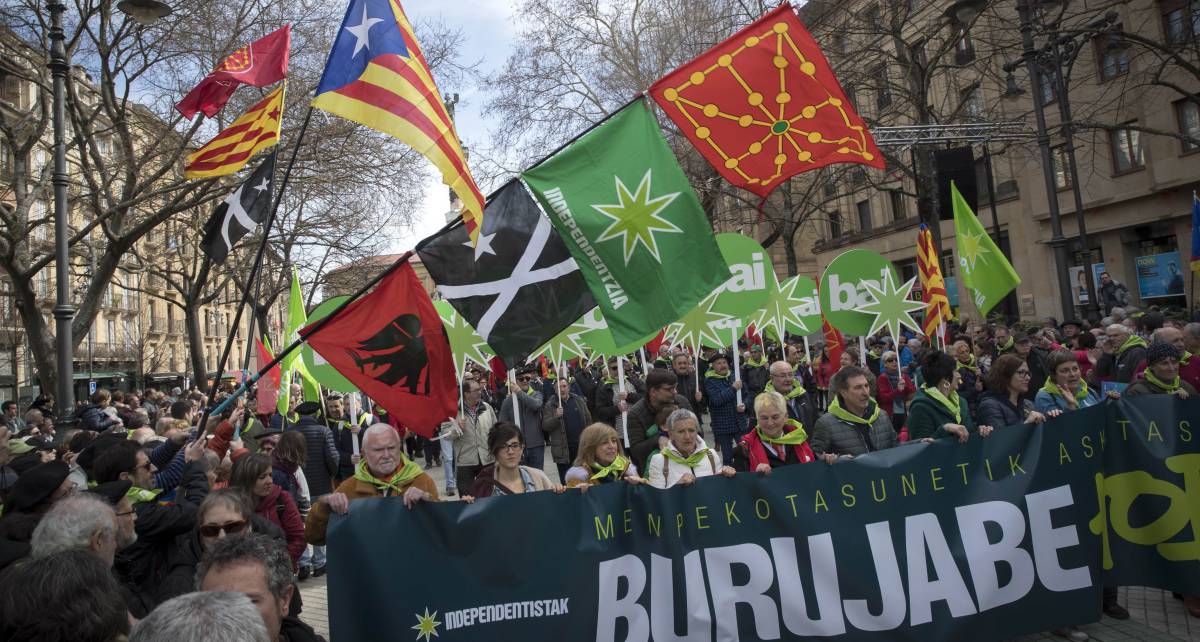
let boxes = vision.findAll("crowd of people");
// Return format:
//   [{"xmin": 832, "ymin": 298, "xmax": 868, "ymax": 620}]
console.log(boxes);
[{"xmin": 0, "ymin": 303, "xmax": 1196, "ymax": 641}]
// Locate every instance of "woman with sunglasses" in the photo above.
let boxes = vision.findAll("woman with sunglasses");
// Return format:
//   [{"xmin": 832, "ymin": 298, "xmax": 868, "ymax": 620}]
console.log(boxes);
[
  {"xmin": 976, "ymin": 354, "xmax": 1049, "ymax": 429},
  {"xmin": 466, "ymin": 422, "xmax": 563, "ymax": 499},
  {"xmin": 563, "ymin": 423, "xmax": 645, "ymax": 489},
  {"xmin": 229, "ymin": 453, "xmax": 306, "ymax": 567},
  {"xmin": 157, "ymin": 488, "xmax": 290, "ymax": 606}
]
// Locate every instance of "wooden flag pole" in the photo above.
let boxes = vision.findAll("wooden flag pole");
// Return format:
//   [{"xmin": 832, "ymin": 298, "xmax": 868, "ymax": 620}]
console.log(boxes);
[{"xmin": 730, "ymin": 324, "xmax": 743, "ymax": 408}]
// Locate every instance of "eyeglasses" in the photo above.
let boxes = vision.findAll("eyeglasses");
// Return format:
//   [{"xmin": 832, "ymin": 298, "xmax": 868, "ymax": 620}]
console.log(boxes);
[
  {"xmin": 517, "ymin": 376, "xmax": 532, "ymax": 383},
  {"xmin": 199, "ymin": 520, "xmax": 249, "ymax": 538},
  {"xmin": 1015, "ymin": 370, "xmax": 1032, "ymax": 377},
  {"xmin": 115, "ymin": 510, "xmax": 136, "ymax": 518},
  {"xmin": 499, "ymin": 442, "xmax": 524, "ymax": 453}
]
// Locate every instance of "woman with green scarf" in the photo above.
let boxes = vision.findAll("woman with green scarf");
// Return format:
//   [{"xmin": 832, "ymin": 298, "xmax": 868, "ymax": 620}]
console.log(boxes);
[
  {"xmin": 732, "ymin": 390, "xmax": 816, "ymax": 474},
  {"xmin": 563, "ymin": 423, "xmax": 645, "ymax": 490},
  {"xmin": 906, "ymin": 350, "xmax": 994, "ymax": 442},
  {"xmin": 1034, "ymin": 349, "xmax": 1110, "ymax": 414},
  {"xmin": 646, "ymin": 409, "xmax": 734, "ymax": 488},
  {"xmin": 1124, "ymin": 343, "xmax": 1196, "ymax": 399}
]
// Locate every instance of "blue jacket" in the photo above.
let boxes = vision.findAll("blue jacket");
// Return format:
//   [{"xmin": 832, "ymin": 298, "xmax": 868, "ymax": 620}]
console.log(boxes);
[
  {"xmin": 704, "ymin": 372, "xmax": 747, "ymax": 437},
  {"xmin": 1034, "ymin": 387, "xmax": 1102, "ymax": 414}
]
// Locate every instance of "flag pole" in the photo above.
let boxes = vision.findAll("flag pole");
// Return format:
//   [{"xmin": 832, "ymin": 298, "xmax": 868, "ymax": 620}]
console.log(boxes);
[{"xmin": 198, "ymin": 106, "xmax": 315, "ymax": 436}]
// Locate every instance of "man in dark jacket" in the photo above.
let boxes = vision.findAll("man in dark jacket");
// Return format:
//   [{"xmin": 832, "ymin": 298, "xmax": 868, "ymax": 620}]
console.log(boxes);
[
  {"xmin": 594, "ymin": 358, "xmax": 642, "ymax": 426},
  {"xmin": 288, "ymin": 400, "xmax": 338, "ymax": 578},
  {"xmin": 572, "ymin": 362, "xmax": 599, "ymax": 417},
  {"xmin": 93, "ymin": 437, "xmax": 209, "ymax": 617},
  {"xmin": 500, "ymin": 366, "xmax": 545, "ymax": 470},
  {"xmin": 324, "ymin": 394, "xmax": 366, "ymax": 483},
  {"xmin": 741, "ymin": 343, "xmax": 769, "ymax": 403},
  {"xmin": 1098, "ymin": 271, "xmax": 1133, "ymax": 315},
  {"xmin": 672, "ymin": 352, "xmax": 704, "ymax": 417},
  {"xmin": 704, "ymin": 352, "xmax": 747, "ymax": 460},
  {"xmin": 1013, "ymin": 334, "xmax": 1049, "ymax": 402},
  {"xmin": 1095, "ymin": 323, "xmax": 1148, "ymax": 385},
  {"xmin": 753, "ymin": 360, "xmax": 815, "ymax": 429},
  {"xmin": 625, "ymin": 369, "xmax": 691, "ymax": 470},
  {"xmin": 541, "ymin": 378, "xmax": 592, "ymax": 483},
  {"xmin": 810, "ymin": 366, "xmax": 899, "ymax": 460}
]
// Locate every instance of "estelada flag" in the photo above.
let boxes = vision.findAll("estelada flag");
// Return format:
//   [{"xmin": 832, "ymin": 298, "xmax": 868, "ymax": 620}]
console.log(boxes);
[
  {"xmin": 302, "ymin": 261, "xmax": 457, "ymax": 437},
  {"xmin": 177, "ymin": 25, "xmax": 291, "ymax": 120},
  {"xmin": 649, "ymin": 4, "xmax": 883, "ymax": 199},
  {"xmin": 185, "ymin": 84, "xmax": 284, "ymax": 179},
  {"xmin": 821, "ymin": 317, "xmax": 844, "ymax": 371}
]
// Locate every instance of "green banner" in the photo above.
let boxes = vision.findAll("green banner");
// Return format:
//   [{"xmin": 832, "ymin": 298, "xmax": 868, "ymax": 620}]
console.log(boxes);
[{"xmin": 328, "ymin": 398, "xmax": 1200, "ymax": 641}]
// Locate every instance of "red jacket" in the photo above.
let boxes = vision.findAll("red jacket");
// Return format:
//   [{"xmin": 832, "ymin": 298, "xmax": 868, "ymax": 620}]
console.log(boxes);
[
  {"xmin": 740, "ymin": 422, "xmax": 815, "ymax": 470},
  {"xmin": 876, "ymin": 371, "xmax": 915, "ymax": 419},
  {"xmin": 255, "ymin": 484, "xmax": 306, "ymax": 566}
]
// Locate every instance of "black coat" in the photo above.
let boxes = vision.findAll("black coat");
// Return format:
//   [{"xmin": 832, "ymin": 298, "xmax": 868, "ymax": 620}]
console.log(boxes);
[
  {"xmin": 976, "ymin": 391, "xmax": 1033, "ymax": 429},
  {"xmin": 625, "ymin": 394, "xmax": 691, "ymax": 469},
  {"xmin": 327, "ymin": 417, "xmax": 366, "ymax": 482},
  {"xmin": 674, "ymin": 369, "xmax": 704, "ymax": 415},
  {"xmin": 289, "ymin": 415, "xmax": 339, "ymax": 497},
  {"xmin": 115, "ymin": 460, "xmax": 209, "ymax": 618},
  {"xmin": 157, "ymin": 515, "xmax": 284, "ymax": 607}
]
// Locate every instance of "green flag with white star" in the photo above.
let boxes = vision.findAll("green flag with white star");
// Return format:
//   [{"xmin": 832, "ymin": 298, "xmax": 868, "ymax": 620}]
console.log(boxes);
[
  {"xmin": 952, "ymin": 181, "xmax": 1020, "ymax": 315},
  {"xmin": 521, "ymin": 100, "xmax": 729, "ymax": 347}
]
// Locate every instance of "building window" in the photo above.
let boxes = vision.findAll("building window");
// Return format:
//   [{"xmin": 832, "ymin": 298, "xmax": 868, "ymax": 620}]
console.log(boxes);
[
  {"xmin": 823, "ymin": 180, "xmax": 838, "ymax": 199},
  {"xmin": 941, "ymin": 249, "xmax": 956, "ymax": 278},
  {"xmin": 829, "ymin": 212, "xmax": 843, "ymax": 239},
  {"xmin": 843, "ymin": 84, "xmax": 858, "ymax": 111},
  {"xmin": 960, "ymin": 86, "xmax": 983, "ymax": 119},
  {"xmin": 0, "ymin": 72, "xmax": 23, "ymax": 109},
  {"xmin": 1176, "ymin": 98, "xmax": 1199, "ymax": 153},
  {"xmin": 857, "ymin": 199, "xmax": 873, "ymax": 231},
  {"xmin": 955, "ymin": 29, "xmax": 976, "ymax": 63},
  {"xmin": 1109, "ymin": 124, "xmax": 1145, "ymax": 173},
  {"xmin": 1161, "ymin": 0, "xmax": 1200, "ymax": 46},
  {"xmin": 863, "ymin": 4, "xmax": 882, "ymax": 32},
  {"xmin": 1052, "ymin": 145, "xmax": 1072, "ymax": 190},
  {"xmin": 889, "ymin": 190, "xmax": 907, "ymax": 222},
  {"xmin": 850, "ymin": 166, "xmax": 867, "ymax": 186},
  {"xmin": 874, "ymin": 65, "xmax": 892, "ymax": 110},
  {"xmin": 1094, "ymin": 34, "xmax": 1130, "ymax": 81}
]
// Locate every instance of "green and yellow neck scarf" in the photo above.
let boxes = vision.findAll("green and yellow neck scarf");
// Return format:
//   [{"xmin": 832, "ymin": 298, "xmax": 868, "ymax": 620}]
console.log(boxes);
[
  {"xmin": 765, "ymin": 380, "xmax": 806, "ymax": 398},
  {"xmin": 1041, "ymin": 378, "xmax": 1090, "ymax": 405},
  {"xmin": 746, "ymin": 356, "xmax": 767, "ymax": 368},
  {"xmin": 661, "ymin": 445, "xmax": 709, "ymax": 468},
  {"xmin": 997, "ymin": 336, "xmax": 1014, "ymax": 352},
  {"xmin": 126, "ymin": 486, "xmax": 162, "ymax": 504},
  {"xmin": 705, "ymin": 369, "xmax": 730, "ymax": 380},
  {"xmin": 1118, "ymin": 335, "xmax": 1148, "ymax": 356},
  {"xmin": 956, "ymin": 354, "xmax": 978, "ymax": 374},
  {"xmin": 921, "ymin": 386, "xmax": 962, "ymax": 423},
  {"xmin": 828, "ymin": 395, "xmax": 880, "ymax": 425},
  {"xmin": 757, "ymin": 419, "xmax": 808, "ymax": 446},
  {"xmin": 591, "ymin": 455, "xmax": 630, "ymax": 481},
  {"xmin": 1144, "ymin": 370, "xmax": 1181, "ymax": 393},
  {"xmin": 353, "ymin": 457, "xmax": 423, "ymax": 496}
]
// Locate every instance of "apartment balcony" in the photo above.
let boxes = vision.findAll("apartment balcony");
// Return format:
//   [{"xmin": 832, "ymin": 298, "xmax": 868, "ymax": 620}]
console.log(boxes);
[
  {"xmin": 150, "ymin": 316, "xmax": 167, "ymax": 333},
  {"xmin": 170, "ymin": 320, "xmax": 185, "ymax": 335}
]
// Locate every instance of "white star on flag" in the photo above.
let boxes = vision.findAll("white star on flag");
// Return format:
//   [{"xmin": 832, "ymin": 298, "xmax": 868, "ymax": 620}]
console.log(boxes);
[{"xmin": 344, "ymin": 4, "xmax": 382, "ymax": 58}]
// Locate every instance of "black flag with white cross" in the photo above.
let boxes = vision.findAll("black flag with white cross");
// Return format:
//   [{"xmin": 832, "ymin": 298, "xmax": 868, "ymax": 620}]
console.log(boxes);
[
  {"xmin": 201, "ymin": 149, "xmax": 278, "ymax": 264},
  {"xmin": 416, "ymin": 180, "xmax": 595, "ymax": 364}
]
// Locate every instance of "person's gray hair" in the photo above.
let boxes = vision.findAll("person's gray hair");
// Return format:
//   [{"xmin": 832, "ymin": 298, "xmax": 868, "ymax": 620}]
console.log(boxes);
[
  {"xmin": 1110, "ymin": 307, "xmax": 1126, "ymax": 320},
  {"xmin": 664, "ymin": 408, "xmax": 699, "ymax": 433},
  {"xmin": 1107, "ymin": 323, "xmax": 1129, "ymax": 335},
  {"xmin": 1186, "ymin": 322, "xmax": 1200, "ymax": 339},
  {"xmin": 130, "ymin": 591, "xmax": 270, "ymax": 642},
  {"xmin": 363, "ymin": 422, "xmax": 399, "ymax": 446},
  {"xmin": 1151, "ymin": 327, "xmax": 1179, "ymax": 343},
  {"xmin": 1099, "ymin": 317, "xmax": 1115, "ymax": 328},
  {"xmin": 195, "ymin": 533, "xmax": 292, "ymax": 601},
  {"xmin": 30, "ymin": 493, "xmax": 115, "ymax": 559}
]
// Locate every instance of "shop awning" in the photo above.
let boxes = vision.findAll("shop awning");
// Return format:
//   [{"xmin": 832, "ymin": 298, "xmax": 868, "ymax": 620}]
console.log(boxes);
[{"xmin": 72, "ymin": 371, "xmax": 130, "ymax": 380}]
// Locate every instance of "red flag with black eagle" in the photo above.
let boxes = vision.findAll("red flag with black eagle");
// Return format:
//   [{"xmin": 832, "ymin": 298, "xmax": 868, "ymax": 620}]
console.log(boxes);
[
  {"xmin": 176, "ymin": 25, "xmax": 291, "ymax": 119},
  {"xmin": 302, "ymin": 261, "xmax": 456, "ymax": 437}
]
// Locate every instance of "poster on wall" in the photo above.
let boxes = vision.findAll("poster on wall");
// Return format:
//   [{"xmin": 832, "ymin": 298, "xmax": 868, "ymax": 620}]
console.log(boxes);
[
  {"xmin": 1068, "ymin": 263, "xmax": 1106, "ymax": 305},
  {"xmin": 1135, "ymin": 251, "xmax": 1185, "ymax": 299}
]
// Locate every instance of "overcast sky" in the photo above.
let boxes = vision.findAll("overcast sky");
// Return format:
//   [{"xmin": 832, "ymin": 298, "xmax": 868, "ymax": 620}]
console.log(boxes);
[{"xmin": 390, "ymin": 0, "xmax": 519, "ymax": 253}]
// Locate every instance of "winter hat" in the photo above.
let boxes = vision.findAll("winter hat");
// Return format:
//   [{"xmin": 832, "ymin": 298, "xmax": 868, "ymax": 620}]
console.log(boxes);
[
  {"xmin": 294, "ymin": 401, "xmax": 322, "ymax": 416},
  {"xmin": 86, "ymin": 480, "xmax": 132, "ymax": 506},
  {"xmin": 5, "ymin": 460, "xmax": 70, "ymax": 513},
  {"xmin": 1146, "ymin": 342, "xmax": 1182, "ymax": 366}
]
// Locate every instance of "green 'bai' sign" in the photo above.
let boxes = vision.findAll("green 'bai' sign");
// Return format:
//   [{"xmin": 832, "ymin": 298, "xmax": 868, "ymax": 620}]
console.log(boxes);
[{"xmin": 819, "ymin": 249, "xmax": 898, "ymax": 336}]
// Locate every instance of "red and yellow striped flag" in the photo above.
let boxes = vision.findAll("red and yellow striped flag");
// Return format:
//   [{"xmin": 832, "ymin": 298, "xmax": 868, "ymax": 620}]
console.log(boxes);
[
  {"xmin": 312, "ymin": 0, "xmax": 484, "ymax": 243},
  {"xmin": 185, "ymin": 84, "xmax": 284, "ymax": 179},
  {"xmin": 917, "ymin": 223, "xmax": 951, "ymax": 338}
]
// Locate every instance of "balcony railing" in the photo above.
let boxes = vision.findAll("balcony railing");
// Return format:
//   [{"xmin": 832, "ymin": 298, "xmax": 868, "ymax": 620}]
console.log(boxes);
[
  {"xmin": 150, "ymin": 316, "xmax": 166, "ymax": 333},
  {"xmin": 170, "ymin": 320, "xmax": 185, "ymax": 335}
]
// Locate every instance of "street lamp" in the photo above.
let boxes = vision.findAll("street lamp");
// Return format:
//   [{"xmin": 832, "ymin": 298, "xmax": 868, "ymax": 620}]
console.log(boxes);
[
  {"xmin": 1005, "ymin": 0, "xmax": 1110, "ymax": 323},
  {"xmin": 116, "ymin": 0, "xmax": 172, "ymax": 26},
  {"xmin": 946, "ymin": 0, "xmax": 987, "ymax": 26},
  {"xmin": 47, "ymin": 0, "xmax": 171, "ymax": 421}
]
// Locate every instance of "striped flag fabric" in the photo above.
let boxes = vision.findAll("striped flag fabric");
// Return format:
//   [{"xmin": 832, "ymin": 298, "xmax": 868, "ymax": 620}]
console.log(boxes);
[
  {"xmin": 917, "ymin": 223, "xmax": 951, "ymax": 339},
  {"xmin": 185, "ymin": 84, "xmax": 284, "ymax": 179},
  {"xmin": 312, "ymin": 0, "xmax": 484, "ymax": 244}
]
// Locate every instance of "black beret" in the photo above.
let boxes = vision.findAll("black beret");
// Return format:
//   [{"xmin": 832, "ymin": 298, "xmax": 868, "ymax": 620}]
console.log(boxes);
[{"xmin": 6, "ymin": 461, "xmax": 70, "ymax": 513}]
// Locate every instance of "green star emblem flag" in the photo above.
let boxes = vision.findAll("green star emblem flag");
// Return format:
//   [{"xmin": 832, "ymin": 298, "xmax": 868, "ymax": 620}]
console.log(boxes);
[
  {"xmin": 952, "ymin": 181, "xmax": 1020, "ymax": 315},
  {"xmin": 522, "ymin": 100, "xmax": 730, "ymax": 347}
]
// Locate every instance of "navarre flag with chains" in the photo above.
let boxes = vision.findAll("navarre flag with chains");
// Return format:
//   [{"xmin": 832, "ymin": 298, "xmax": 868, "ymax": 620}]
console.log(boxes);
[
  {"xmin": 176, "ymin": 25, "xmax": 291, "ymax": 120},
  {"xmin": 302, "ymin": 261, "xmax": 457, "ymax": 436},
  {"xmin": 649, "ymin": 4, "xmax": 883, "ymax": 199}
]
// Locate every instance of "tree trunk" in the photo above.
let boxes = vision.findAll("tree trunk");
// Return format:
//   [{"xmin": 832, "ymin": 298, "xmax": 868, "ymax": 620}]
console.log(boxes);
[{"xmin": 185, "ymin": 307, "xmax": 208, "ymax": 395}]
